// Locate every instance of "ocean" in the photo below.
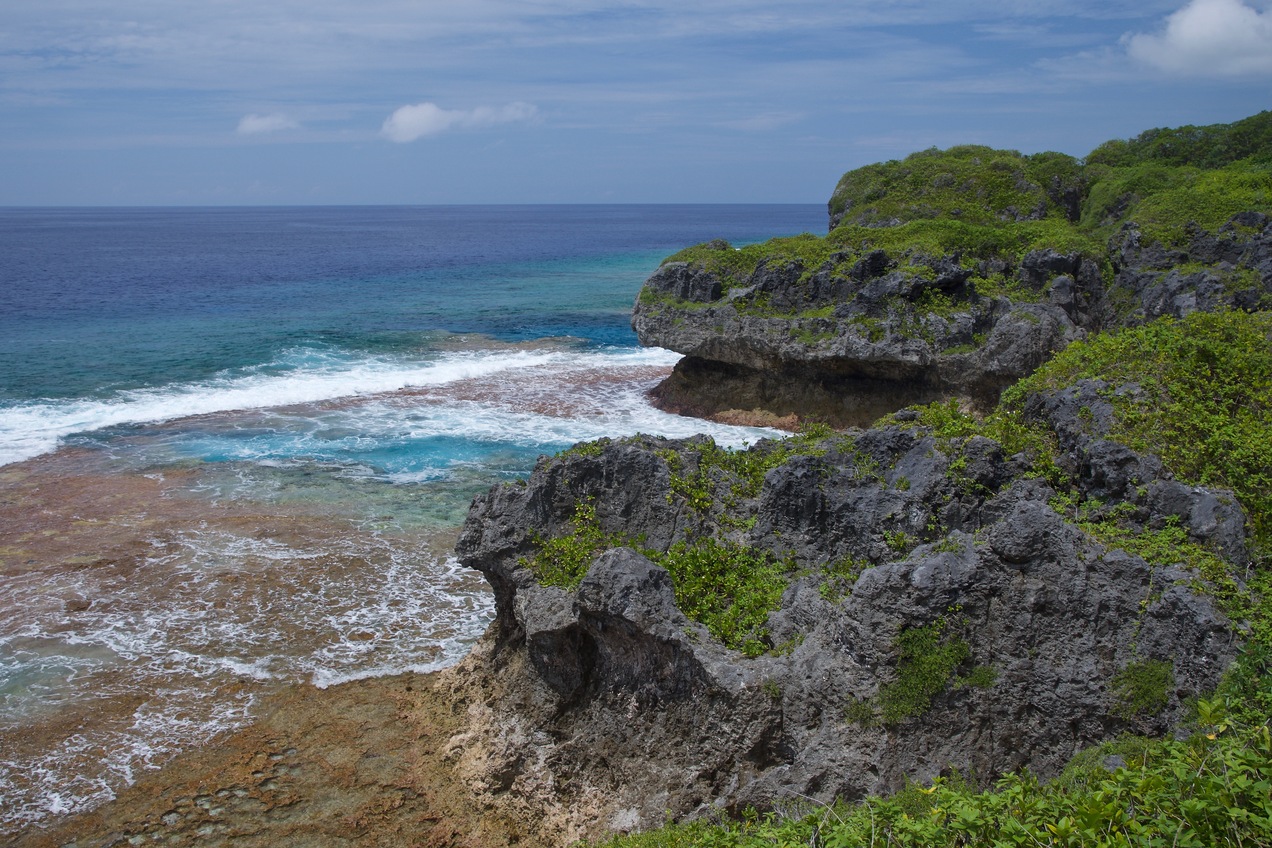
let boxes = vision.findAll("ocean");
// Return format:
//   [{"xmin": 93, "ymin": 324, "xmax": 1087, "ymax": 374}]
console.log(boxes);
[{"xmin": 0, "ymin": 204, "xmax": 826, "ymax": 832}]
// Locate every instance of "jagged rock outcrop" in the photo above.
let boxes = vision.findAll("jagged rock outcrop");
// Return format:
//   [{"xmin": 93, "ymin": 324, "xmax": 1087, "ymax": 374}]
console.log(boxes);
[
  {"xmin": 1111, "ymin": 213, "xmax": 1272, "ymax": 321},
  {"xmin": 633, "ymin": 210, "xmax": 1272, "ymax": 429},
  {"xmin": 632, "ymin": 245, "xmax": 1096, "ymax": 426},
  {"xmin": 442, "ymin": 118, "xmax": 1270, "ymax": 845},
  {"xmin": 633, "ymin": 122, "xmax": 1272, "ymax": 430},
  {"xmin": 448, "ymin": 388, "xmax": 1243, "ymax": 842}
]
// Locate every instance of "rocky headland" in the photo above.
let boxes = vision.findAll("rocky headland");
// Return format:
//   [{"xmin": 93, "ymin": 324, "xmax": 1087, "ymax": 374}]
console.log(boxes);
[
  {"xmin": 441, "ymin": 112, "xmax": 1272, "ymax": 844},
  {"xmin": 18, "ymin": 113, "xmax": 1272, "ymax": 847},
  {"xmin": 633, "ymin": 122, "xmax": 1272, "ymax": 428}
]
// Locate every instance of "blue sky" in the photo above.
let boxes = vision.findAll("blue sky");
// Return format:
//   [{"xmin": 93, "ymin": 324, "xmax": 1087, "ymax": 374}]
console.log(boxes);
[{"xmin": 2, "ymin": 0, "xmax": 1270, "ymax": 205}]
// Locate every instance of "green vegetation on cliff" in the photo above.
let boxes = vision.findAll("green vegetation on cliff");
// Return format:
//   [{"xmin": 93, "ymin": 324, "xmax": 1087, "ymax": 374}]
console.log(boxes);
[
  {"xmin": 523, "ymin": 500, "xmax": 791, "ymax": 657},
  {"xmin": 1086, "ymin": 110, "xmax": 1272, "ymax": 169},
  {"xmin": 827, "ymin": 145, "xmax": 1084, "ymax": 228},
  {"xmin": 653, "ymin": 112, "xmax": 1271, "ymax": 318},
  {"xmin": 591, "ymin": 308, "xmax": 1272, "ymax": 848},
  {"xmin": 594, "ymin": 115, "xmax": 1272, "ymax": 846},
  {"xmin": 1006, "ymin": 309, "xmax": 1272, "ymax": 550},
  {"xmin": 600, "ymin": 699, "xmax": 1272, "ymax": 848}
]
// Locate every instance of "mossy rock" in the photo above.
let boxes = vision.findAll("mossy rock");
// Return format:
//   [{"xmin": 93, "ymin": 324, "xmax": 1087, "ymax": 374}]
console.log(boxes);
[{"xmin": 828, "ymin": 146, "xmax": 1085, "ymax": 229}]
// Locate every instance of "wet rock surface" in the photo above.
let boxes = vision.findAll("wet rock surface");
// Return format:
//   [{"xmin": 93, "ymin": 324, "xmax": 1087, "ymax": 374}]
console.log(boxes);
[{"xmin": 8, "ymin": 671, "xmax": 536, "ymax": 848}]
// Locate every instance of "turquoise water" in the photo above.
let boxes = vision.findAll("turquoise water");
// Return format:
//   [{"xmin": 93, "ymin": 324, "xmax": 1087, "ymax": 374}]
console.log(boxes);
[{"xmin": 0, "ymin": 204, "xmax": 826, "ymax": 831}]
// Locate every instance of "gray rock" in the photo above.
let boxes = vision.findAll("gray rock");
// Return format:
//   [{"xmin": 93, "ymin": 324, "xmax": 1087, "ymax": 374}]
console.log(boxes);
[
  {"xmin": 453, "ymin": 416, "xmax": 1241, "ymax": 834},
  {"xmin": 631, "ymin": 212, "xmax": 1270, "ymax": 428}
]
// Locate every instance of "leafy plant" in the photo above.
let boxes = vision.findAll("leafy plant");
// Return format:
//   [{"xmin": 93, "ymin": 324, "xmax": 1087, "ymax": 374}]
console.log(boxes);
[
  {"xmin": 1007, "ymin": 310, "xmax": 1272, "ymax": 549},
  {"xmin": 657, "ymin": 538, "xmax": 790, "ymax": 658},
  {"xmin": 598, "ymin": 702, "xmax": 1272, "ymax": 848},
  {"xmin": 522, "ymin": 501, "xmax": 626, "ymax": 590}
]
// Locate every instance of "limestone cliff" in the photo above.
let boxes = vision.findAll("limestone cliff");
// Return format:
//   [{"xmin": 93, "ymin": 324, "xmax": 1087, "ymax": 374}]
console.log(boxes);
[
  {"xmin": 447, "ymin": 357, "xmax": 1255, "ymax": 840},
  {"xmin": 633, "ymin": 115, "xmax": 1272, "ymax": 428},
  {"xmin": 439, "ymin": 115, "xmax": 1272, "ymax": 845}
]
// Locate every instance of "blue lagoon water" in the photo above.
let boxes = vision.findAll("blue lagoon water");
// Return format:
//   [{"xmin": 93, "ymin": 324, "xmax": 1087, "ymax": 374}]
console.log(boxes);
[{"xmin": 0, "ymin": 204, "xmax": 824, "ymax": 830}]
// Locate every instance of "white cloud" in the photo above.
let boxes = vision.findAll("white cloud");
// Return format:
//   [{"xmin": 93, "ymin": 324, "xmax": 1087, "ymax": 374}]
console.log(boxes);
[
  {"xmin": 380, "ymin": 101, "xmax": 538, "ymax": 142},
  {"xmin": 236, "ymin": 113, "xmax": 299, "ymax": 134},
  {"xmin": 1125, "ymin": 0, "xmax": 1272, "ymax": 76}
]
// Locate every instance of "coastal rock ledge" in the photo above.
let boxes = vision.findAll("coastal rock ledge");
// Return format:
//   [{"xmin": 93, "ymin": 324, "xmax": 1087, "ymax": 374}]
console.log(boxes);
[
  {"xmin": 437, "ymin": 119, "xmax": 1271, "ymax": 843},
  {"xmin": 443, "ymin": 376, "xmax": 1243, "ymax": 843}
]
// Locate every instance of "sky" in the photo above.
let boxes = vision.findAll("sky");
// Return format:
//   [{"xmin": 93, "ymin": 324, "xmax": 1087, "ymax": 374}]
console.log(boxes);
[{"xmin": 1, "ymin": 0, "xmax": 1270, "ymax": 206}]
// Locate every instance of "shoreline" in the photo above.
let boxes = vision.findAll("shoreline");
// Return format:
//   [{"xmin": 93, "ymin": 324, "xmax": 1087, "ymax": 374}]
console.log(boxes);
[{"xmin": 7, "ymin": 665, "xmax": 527, "ymax": 848}]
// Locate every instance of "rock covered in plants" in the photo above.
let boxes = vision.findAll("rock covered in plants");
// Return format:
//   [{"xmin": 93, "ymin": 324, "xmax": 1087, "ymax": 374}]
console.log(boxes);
[
  {"xmin": 441, "ymin": 117, "xmax": 1272, "ymax": 845},
  {"xmin": 449, "ymin": 394, "xmax": 1242, "ymax": 841},
  {"xmin": 633, "ymin": 239, "xmax": 1094, "ymax": 427},
  {"xmin": 633, "ymin": 113, "xmax": 1272, "ymax": 428}
]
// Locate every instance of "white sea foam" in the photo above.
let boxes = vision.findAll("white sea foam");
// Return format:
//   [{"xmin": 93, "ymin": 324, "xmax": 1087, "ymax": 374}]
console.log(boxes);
[
  {"xmin": 0, "ymin": 341, "xmax": 785, "ymax": 831},
  {"xmin": 0, "ymin": 520, "xmax": 495, "ymax": 832},
  {"xmin": 0, "ymin": 345, "xmax": 631, "ymax": 467}
]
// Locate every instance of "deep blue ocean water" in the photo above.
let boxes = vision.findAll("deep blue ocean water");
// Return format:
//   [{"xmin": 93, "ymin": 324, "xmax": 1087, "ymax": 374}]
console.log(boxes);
[
  {"xmin": 0, "ymin": 204, "xmax": 825, "ymax": 830},
  {"xmin": 0, "ymin": 205, "xmax": 823, "ymax": 465}
]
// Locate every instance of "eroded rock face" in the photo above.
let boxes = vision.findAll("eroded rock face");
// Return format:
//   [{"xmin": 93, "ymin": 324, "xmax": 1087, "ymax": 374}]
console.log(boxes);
[
  {"xmin": 448, "ymin": 393, "xmax": 1242, "ymax": 843},
  {"xmin": 632, "ymin": 214, "xmax": 1272, "ymax": 428},
  {"xmin": 1111, "ymin": 214, "xmax": 1272, "ymax": 322},
  {"xmin": 632, "ymin": 248, "xmax": 1094, "ymax": 427}
]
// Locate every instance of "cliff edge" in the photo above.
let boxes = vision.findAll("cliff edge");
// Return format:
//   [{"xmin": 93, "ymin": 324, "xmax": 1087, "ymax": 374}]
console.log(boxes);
[
  {"xmin": 633, "ymin": 115, "xmax": 1272, "ymax": 428},
  {"xmin": 445, "ymin": 311, "xmax": 1271, "ymax": 842},
  {"xmin": 438, "ymin": 114, "xmax": 1272, "ymax": 845}
]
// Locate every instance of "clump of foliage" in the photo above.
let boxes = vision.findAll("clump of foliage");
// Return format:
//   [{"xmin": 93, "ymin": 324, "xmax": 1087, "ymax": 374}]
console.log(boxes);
[
  {"xmin": 828, "ymin": 145, "xmax": 1084, "ymax": 228},
  {"xmin": 662, "ymin": 234, "xmax": 842, "ymax": 291},
  {"xmin": 846, "ymin": 614, "xmax": 972, "ymax": 727},
  {"xmin": 1085, "ymin": 162, "xmax": 1272, "ymax": 246},
  {"xmin": 1111, "ymin": 659, "xmax": 1174, "ymax": 719},
  {"xmin": 526, "ymin": 426, "xmax": 845, "ymax": 656},
  {"xmin": 597, "ymin": 700, "xmax": 1272, "ymax": 848},
  {"xmin": 522, "ymin": 502, "xmax": 791, "ymax": 657},
  {"xmin": 651, "ymin": 113, "xmax": 1271, "ymax": 315},
  {"xmin": 661, "ymin": 424, "xmax": 836, "ymax": 514},
  {"xmin": 1086, "ymin": 110, "xmax": 1272, "ymax": 169},
  {"xmin": 524, "ymin": 501, "xmax": 628, "ymax": 589},
  {"xmin": 658, "ymin": 538, "xmax": 790, "ymax": 658},
  {"xmin": 1005, "ymin": 309, "xmax": 1272, "ymax": 549}
]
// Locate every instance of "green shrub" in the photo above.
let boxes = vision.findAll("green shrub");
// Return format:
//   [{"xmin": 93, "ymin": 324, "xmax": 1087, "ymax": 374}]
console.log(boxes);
[
  {"xmin": 522, "ymin": 501, "xmax": 628, "ymax": 590},
  {"xmin": 828, "ymin": 145, "xmax": 1082, "ymax": 227},
  {"xmin": 1006, "ymin": 310, "xmax": 1272, "ymax": 550},
  {"xmin": 877, "ymin": 617, "xmax": 971, "ymax": 725},
  {"xmin": 1124, "ymin": 164, "xmax": 1272, "ymax": 246},
  {"xmin": 657, "ymin": 538, "xmax": 790, "ymax": 658},
  {"xmin": 1086, "ymin": 110, "xmax": 1272, "ymax": 169},
  {"xmin": 663, "ymin": 428, "xmax": 833, "ymax": 513},
  {"xmin": 597, "ymin": 702, "xmax": 1272, "ymax": 848},
  {"xmin": 522, "ymin": 501, "xmax": 792, "ymax": 656},
  {"xmin": 844, "ymin": 616, "xmax": 973, "ymax": 727}
]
